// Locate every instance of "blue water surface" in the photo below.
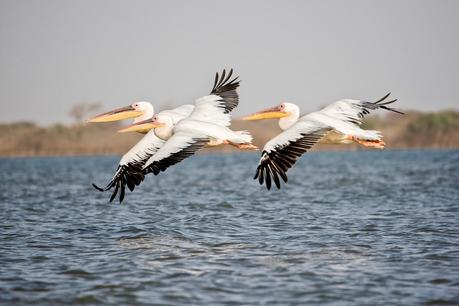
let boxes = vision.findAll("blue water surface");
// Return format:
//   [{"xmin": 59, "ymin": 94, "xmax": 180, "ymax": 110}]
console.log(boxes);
[{"xmin": 1, "ymin": 150, "xmax": 458, "ymax": 305}]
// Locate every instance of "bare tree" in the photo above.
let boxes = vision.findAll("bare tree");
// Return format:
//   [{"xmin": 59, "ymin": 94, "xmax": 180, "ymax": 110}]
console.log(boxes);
[{"xmin": 69, "ymin": 102, "xmax": 102, "ymax": 123}]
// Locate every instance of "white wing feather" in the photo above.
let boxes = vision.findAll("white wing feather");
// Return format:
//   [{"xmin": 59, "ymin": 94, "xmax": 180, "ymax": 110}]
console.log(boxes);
[
  {"xmin": 263, "ymin": 119, "xmax": 328, "ymax": 153},
  {"xmin": 120, "ymin": 130, "xmax": 165, "ymax": 166},
  {"xmin": 187, "ymin": 95, "xmax": 232, "ymax": 126},
  {"xmin": 159, "ymin": 104, "xmax": 195, "ymax": 124},
  {"xmin": 320, "ymin": 93, "xmax": 402, "ymax": 126},
  {"xmin": 143, "ymin": 131, "xmax": 208, "ymax": 174}
]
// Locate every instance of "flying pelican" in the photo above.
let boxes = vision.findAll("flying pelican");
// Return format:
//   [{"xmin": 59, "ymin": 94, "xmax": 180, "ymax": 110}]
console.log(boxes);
[
  {"xmin": 125, "ymin": 70, "xmax": 257, "ymax": 176},
  {"xmin": 88, "ymin": 101, "xmax": 194, "ymax": 134},
  {"xmin": 242, "ymin": 93, "xmax": 403, "ymax": 190},
  {"xmin": 93, "ymin": 69, "xmax": 255, "ymax": 202}
]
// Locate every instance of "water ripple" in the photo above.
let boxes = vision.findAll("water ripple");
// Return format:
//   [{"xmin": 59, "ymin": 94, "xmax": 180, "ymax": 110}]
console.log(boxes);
[{"xmin": 0, "ymin": 150, "xmax": 458, "ymax": 305}]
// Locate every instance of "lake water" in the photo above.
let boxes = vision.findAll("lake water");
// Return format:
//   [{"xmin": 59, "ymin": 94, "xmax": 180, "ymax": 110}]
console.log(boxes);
[{"xmin": 1, "ymin": 150, "xmax": 458, "ymax": 305}]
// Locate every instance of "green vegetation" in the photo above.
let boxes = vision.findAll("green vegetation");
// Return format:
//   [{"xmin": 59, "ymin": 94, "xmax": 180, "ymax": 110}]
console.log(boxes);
[
  {"xmin": 407, "ymin": 111, "xmax": 459, "ymax": 135},
  {"xmin": 401, "ymin": 111, "xmax": 459, "ymax": 148}
]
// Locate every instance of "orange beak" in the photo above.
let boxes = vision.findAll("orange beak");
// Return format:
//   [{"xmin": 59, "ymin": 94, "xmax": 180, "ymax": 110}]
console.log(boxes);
[
  {"xmin": 117, "ymin": 118, "xmax": 165, "ymax": 133},
  {"xmin": 87, "ymin": 105, "xmax": 143, "ymax": 123},
  {"xmin": 241, "ymin": 105, "xmax": 289, "ymax": 121}
]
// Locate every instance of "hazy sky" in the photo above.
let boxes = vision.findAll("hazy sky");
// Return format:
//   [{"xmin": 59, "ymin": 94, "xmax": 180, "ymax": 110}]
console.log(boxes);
[{"xmin": 1, "ymin": 0, "xmax": 458, "ymax": 124}]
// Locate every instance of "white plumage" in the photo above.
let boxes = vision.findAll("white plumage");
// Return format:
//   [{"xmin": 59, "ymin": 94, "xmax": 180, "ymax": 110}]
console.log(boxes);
[
  {"xmin": 92, "ymin": 69, "xmax": 255, "ymax": 202},
  {"xmin": 244, "ymin": 93, "xmax": 403, "ymax": 190},
  {"xmin": 143, "ymin": 69, "xmax": 255, "ymax": 175}
]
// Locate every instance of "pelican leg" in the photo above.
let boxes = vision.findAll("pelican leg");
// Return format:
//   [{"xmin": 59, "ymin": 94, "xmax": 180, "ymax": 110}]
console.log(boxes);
[
  {"xmin": 351, "ymin": 136, "xmax": 385, "ymax": 149},
  {"xmin": 226, "ymin": 141, "xmax": 259, "ymax": 151},
  {"xmin": 321, "ymin": 131, "xmax": 353, "ymax": 144},
  {"xmin": 206, "ymin": 139, "xmax": 258, "ymax": 150},
  {"xmin": 238, "ymin": 143, "xmax": 259, "ymax": 150},
  {"xmin": 206, "ymin": 139, "xmax": 225, "ymax": 146}
]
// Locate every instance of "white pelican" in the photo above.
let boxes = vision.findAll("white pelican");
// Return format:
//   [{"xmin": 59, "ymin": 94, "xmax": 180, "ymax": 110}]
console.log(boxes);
[
  {"xmin": 88, "ymin": 101, "xmax": 194, "ymax": 134},
  {"xmin": 125, "ymin": 70, "xmax": 257, "ymax": 176},
  {"xmin": 242, "ymin": 93, "xmax": 403, "ymax": 190},
  {"xmin": 92, "ymin": 69, "xmax": 255, "ymax": 202}
]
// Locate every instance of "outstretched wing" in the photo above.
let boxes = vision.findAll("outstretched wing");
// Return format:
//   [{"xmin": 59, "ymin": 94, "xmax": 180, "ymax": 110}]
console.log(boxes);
[
  {"xmin": 209, "ymin": 68, "xmax": 240, "ymax": 113},
  {"xmin": 187, "ymin": 69, "xmax": 240, "ymax": 127},
  {"xmin": 143, "ymin": 132, "xmax": 208, "ymax": 175},
  {"xmin": 159, "ymin": 104, "xmax": 195, "ymax": 124},
  {"xmin": 320, "ymin": 93, "xmax": 403, "ymax": 125},
  {"xmin": 92, "ymin": 130, "xmax": 165, "ymax": 203},
  {"xmin": 255, "ymin": 120, "xmax": 330, "ymax": 190}
]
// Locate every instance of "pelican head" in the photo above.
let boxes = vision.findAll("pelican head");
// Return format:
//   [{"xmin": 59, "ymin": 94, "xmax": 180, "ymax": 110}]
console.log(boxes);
[
  {"xmin": 88, "ymin": 101, "xmax": 154, "ymax": 123},
  {"xmin": 242, "ymin": 102, "xmax": 300, "ymax": 130},
  {"xmin": 242, "ymin": 102, "xmax": 299, "ymax": 120}
]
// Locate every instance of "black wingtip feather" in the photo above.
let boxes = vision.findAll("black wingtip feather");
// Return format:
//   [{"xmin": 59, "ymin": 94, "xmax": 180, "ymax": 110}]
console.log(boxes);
[
  {"xmin": 218, "ymin": 69, "xmax": 226, "ymax": 87},
  {"xmin": 359, "ymin": 93, "xmax": 403, "ymax": 119},
  {"xmin": 119, "ymin": 182, "xmax": 125, "ymax": 203},
  {"xmin": 265, "ymin": 166, "xmax": 272, "ymax": 190},
  {"xmin": 254, "ymin": 131, "xmax": 327, "ymax": 190},
  {"xmin": 380, "ymin": 105, "xmax": 405, "ymax": 115},
  {"xmin": 213, "ymin": 72, "xmax": 219, "ymax": 89},
  {"xmin": 109, "ymin": 182, "xmax": 119, "ymax": 203},
  {"xmin": 378, "ymin": 98, "xmax": 398, "ymax": 106},
  {"xmin": 375, "ymin": 92, "xmax": 391, "ymax": 103},
  {"xmin": 270, "ymin": 165, "xmax": 281, "ymax": 189},
  {"xmin": 143, "ymin": 138, "xmax": 208, "ymax": 177},
  {"xmin": 210, "ymin": 68, "xmax": 240, "ymax": 114},
  {"xmin": 95, "ymin": 163, "xmax": 147, "ymax": 203},
  {"xmin": 92, "ymin": 183, "xmax": 104, "ymax": 192},
  {"xmin": 221, "ymin": 69, "xmax": 233, "ymax": 86}
]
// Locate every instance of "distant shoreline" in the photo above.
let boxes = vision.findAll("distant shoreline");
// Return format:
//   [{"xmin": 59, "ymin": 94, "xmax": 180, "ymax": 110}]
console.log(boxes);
[
  {"xmin": 1, "ymin": 110, "xmax": 458, "ymax": 157},
  {"xmin": 1, "ymin": 147, "xmax": 458, "ymax": 160}
]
